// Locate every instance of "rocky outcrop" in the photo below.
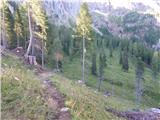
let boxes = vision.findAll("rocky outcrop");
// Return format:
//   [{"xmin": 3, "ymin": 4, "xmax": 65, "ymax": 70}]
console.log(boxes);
[{"xmin": 106, "ymin": 108, "xmax": 160, "ymax": 120}]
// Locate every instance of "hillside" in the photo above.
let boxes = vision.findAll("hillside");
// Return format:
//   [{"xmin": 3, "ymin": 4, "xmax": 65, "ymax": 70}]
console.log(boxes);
[
  {"xmin": 1, "ymin": 51, "xmax": 126, "ymax": 120},
  {"xmin": 61, "ymin": 49, "xmax": 160, "ymax": 108},
  {"xmin": 1, "ymin": 0, "xmax": 160, "ymax": 120},
  {"xmin": 1, "ymin": 50, "xmax": 159, "ymax": 120},
  {"xmin": 1, "ymin": 52, "xmax": 48, "ymax": 119},
  {"xmin": 1, "ymin": 51, "xmax": 71, "ymax": 120}
]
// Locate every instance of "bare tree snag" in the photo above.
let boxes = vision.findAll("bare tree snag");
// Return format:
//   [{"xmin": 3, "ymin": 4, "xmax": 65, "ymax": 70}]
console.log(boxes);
[{"xmin": 25, "ymin": 4, "xmax": 33, "ymax": 58}]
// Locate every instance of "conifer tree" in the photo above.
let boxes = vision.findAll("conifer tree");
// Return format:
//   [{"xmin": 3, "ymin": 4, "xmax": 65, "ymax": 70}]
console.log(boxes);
[
  {"xmin": 91, "ymin": 32, "xmax": 98, "ymax": 76},
  {"xmin": 0, "ymin": 0, "xmax": 7, "ymax": 48},
  {"xmin": 76, "ymin": 2, "xmax": 92, "ymax": 83},
  {"xmin": 4, "ymin": 2, "xmax": 16, "ymax": 49},
  {"xmin": 120, "ymin": 39, "xmax": 129, "ymax": 71},
  {"xmin": 14, "ymin": 7, "xmax": 23, "ymax": 47},
  {"xmin": 97, "ymin": 36, "xmax": 106, "ymax": 91}
]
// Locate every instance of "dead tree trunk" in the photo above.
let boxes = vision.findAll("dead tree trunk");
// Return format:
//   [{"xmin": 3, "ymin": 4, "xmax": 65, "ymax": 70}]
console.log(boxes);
[
  {"xmin": 25, "ymin": 5, "xmax": 33, "ymax": 57},
  {"xmin": 82, "ymin": 29, "xmax": 85, "ymax": 83},
  {"xmin": 28, "ymin": 55, "xmax": 37, "ymax": 65}
]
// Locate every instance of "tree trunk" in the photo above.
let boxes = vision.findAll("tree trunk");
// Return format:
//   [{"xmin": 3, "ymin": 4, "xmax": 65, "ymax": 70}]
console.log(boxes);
[
  {"xmin": 136, "ymin": 73, "xmax": 141, "ymax": 108},
  {"xmin": 56, "ymin": 60, "xmax": 59, "ymax": 71},
  {"xmin": 98, "ymin": 53, "xmax": 102, "ymax": 91},
  {"xmin": 98, "ymin": 76, "xmax": 102, "ymax": 92},
  {"xmin": 135, "ymin": 63, "xmax": 143, "ymax": 109},
  {"xmin": 82, "ymin": 30, "xmax": 85, "ymax": 83},
  {"xmin": 41, "ymin": 40, "xmax": 44, "ymax": 68},
  {"xmin": 91, "ymin": 52, "xmax": 97, "ymax": 75},
  {"xmin": 31, "ymin": 38, "xmax": 34, "ymax": 56},
  {"xmin": 17, "ymin": 32, "xmax": 19, "ymax": 47},
  {"xmin": 25, "ymin": 5, "xmax": 33, "ymax": 57}
]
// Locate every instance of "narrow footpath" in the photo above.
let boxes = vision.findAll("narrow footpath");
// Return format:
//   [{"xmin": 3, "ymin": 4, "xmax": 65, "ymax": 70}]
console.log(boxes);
[{"xmin": 38, "ymin": 71, "xmax": 71, "ymax": 120}]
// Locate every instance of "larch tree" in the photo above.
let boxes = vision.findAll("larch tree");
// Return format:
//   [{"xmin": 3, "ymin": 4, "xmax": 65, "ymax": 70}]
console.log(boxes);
[{"xmin": 76, "ymin": 2, "xmax": 92, "ymax": 83}]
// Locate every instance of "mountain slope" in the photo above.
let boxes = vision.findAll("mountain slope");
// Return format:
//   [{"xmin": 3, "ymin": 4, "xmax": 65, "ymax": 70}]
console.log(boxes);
[
  {"xmin": 42, "ymin": 0, "xmax": 160, "ymax": 46},
  {"xmin": 1, "ymin": 51, "xmax": 71, "ymax": 120},
  {"xmin": 1, "ymin": 52, "xmax": 47, "ymax": 120},
  {"xmin": 1, "ymin": 51, "xmax": 137, "ymax": 120},
  {"xmin": 61, "ymin": 49, "xmax": 160, "ymax": 108}
]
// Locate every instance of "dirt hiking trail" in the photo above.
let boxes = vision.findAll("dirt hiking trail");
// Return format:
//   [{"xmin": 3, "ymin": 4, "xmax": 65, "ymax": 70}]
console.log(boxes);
[{"xmin": 38, "ymin": 71, "xmax": 71, "ymax": 120}]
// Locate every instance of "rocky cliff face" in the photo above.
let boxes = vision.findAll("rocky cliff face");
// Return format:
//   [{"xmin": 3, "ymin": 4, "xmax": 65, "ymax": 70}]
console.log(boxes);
[
  {"xmin": 42, "ymin": 1, "xmax": 80, "ymax": 26},
  {"xmin": 42, "ymin": 1, "xmax": 111, "ymax": 26},
  {"xmin": 8, "ymin": 0, "xmax": 160, "ymax": 45},
  {"xmin": 42, "ymin": 0, "xmax": 160, "ymax": 22},
  {"xmin": 42, "ymin": 0, "xmax": 160, "ymax": 45}
]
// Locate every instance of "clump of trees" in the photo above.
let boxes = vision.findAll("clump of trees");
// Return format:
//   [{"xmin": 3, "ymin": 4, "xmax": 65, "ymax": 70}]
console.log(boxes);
[{"xmin": 1, "ymin": 0, "xmax": 47, "ymax": 67}]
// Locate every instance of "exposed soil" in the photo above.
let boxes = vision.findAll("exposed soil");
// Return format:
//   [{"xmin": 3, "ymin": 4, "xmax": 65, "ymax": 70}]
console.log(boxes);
[
  {"xmin": 11, "ymin": 47, "xmax": 25, "ymax": 57},
  {"xmin": 106, "ymin": 108, "xmax": 160, "ymax": 120},
  {"xmin": 38, "ymin": 72, "xmax": 71, "ymax": 120}
]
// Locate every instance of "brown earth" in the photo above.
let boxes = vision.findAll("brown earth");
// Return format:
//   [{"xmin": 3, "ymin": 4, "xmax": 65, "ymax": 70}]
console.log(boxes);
[
  {"xmin": 38, "ymin": 71, "xmax": 71, "ymax": 120},
  {"xmin": 106, "ymin": 108, "xmax": 160, "ymax": 120}
]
